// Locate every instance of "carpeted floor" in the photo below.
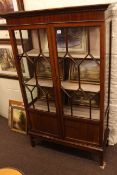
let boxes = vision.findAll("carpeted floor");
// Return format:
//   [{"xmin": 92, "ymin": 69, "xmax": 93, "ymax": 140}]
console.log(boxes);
[{"xmin": 0, "ymin": 116, "xmax": 117, "ymax": 175}]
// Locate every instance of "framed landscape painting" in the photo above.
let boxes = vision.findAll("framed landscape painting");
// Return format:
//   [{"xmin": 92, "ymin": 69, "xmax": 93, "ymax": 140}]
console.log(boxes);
[
  {"xmin": 11, "ymin": 106, "xmax": 27, "ymax": 134},
  {"xmin": 69, "ymin": 59, "xmax": 100, "ymax": 84},
  {"xmin": 36, "ymin": 58, "xmax": 52, "ymax": 79},
  {"xmin": 56, "ymin": 27, "xmax": 87, "ymax": 54},
  {"xmin": 9, "ymin": 100, "xmax": 27, "ymax": 134},
  {"xmin": 0, "ymin": 44, "xmax": 29, "ymax": 79},
  {"xmin": 0, "ymin": 45, "xmax": 17, "ymax": 78}
]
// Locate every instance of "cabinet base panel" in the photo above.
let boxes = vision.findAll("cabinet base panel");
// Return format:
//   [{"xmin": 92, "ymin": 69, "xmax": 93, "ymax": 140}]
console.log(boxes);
[{"xmin": 29, "ymin": 128, "xmax": 109, "ymax": 166}]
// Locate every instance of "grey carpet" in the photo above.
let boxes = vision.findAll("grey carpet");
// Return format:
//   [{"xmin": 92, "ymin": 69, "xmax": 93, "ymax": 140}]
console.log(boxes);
[{"xmin": 0, "ymin": 116, "xmax": 117, "ymax": 175}]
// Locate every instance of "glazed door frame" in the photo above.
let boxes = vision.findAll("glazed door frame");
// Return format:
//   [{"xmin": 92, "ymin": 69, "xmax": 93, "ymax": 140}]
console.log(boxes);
[
  {"xmin": 49, "ymin": 21, "xmax": 105, "ymax": 145},
  {"xmin": 8, "ymin": 21, "xmax": 106, "ymax": 144},
  {"xmin": 8, "ymin": 24, "xmax": 64, "ymax": 137}
]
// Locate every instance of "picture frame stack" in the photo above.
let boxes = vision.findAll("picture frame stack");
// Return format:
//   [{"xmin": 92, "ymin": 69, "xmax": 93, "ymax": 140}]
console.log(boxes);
[
  {"xmin": 0, "ymin": 0, "xmax": 24, "ymax": 79},
  {"xmin": 8, "ymin": 100, "xmax": 27, "ymax": 134}
]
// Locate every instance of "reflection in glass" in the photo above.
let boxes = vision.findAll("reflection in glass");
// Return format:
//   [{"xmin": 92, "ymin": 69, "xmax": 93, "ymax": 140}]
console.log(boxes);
[
  {"xmin": 56, "ymin": 28, "xmax": 87, "ymax": 54},
  {"xmin": 36, "ymin": 58, "xmax": 51, "ymax": 79},
  {"xmin": 56, "ymin": 26, "xmax": 100, "ymax": 120},
  {"xmin": 14, "ymin": 29, "xmax": 56, "ymax": 113},
  {"xmin": 69, "ymin": 60, "xmax": 100, "ymax": 83}
]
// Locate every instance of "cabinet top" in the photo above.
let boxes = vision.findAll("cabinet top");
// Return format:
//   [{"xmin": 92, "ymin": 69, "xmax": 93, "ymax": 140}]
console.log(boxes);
[{"xmin": 0, "ymin": 4, "xmax": 109, "ymax": 19}]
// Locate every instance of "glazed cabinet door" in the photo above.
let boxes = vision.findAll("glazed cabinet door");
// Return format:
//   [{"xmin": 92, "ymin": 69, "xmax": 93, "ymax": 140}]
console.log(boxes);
[
  {"xmin": 52, "ymin": 23, "xmax": 104, "ymax": 145},
  {"xmin": 10, "ymin": 27, "xmax": 62, "ymax": 137}
]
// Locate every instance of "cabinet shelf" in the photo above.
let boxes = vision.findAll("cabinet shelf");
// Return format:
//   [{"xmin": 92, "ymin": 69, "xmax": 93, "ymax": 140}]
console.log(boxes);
[
  {"xmin": 25, "ymin": 78, "xmax": 53, "ymax": 87},
  {"xmin": 64, "ymin": 106, "xmax": 100, "ymax": 120},
  {"xmin": 31, "ymin": 100, "xmax": 56, "ymax": 113},
  {"xmin": 57, "ymin": 53, "xmax": 100, "ymax": 59},
  {"xmin": 24, "ymin": 49, "xmax": 49, "ymax": 57},
  {"xmin": 22, "ymin": 48, "xmax": 100, "ymax": 60},
  {"xmin": 31, "ymin": 99, "xmax": 100, "ymax": 120},
  {"xmin": 25, "ymin": 78, "xmax": 100, "ymax": 93},
  {"xmin": 61, "ymin": 81, "xmax": 100, "ymax": 93}
]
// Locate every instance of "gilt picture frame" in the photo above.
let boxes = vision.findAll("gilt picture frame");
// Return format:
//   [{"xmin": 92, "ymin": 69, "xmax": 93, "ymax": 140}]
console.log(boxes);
[{"xmin": 9, "ymin": 100, "xmax": 27, "ymax": 134}]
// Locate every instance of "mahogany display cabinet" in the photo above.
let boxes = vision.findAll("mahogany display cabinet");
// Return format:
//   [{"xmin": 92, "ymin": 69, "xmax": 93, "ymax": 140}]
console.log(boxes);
[{"xmin": 0, "ymin": 4, "xmax": 111, "ymax": 166}]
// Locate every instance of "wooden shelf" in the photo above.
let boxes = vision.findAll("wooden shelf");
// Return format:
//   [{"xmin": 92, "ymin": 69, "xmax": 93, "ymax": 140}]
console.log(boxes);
[
  {"xmin": 61, "ymin": 81, "xmax": 100, "ymax": 93},
  {"xmin": 64, "ymin": 106, "xmax": 100, "ymax": 120},
  {"xmin": 26, "ymin": 49, "xmax": 49, "ymax": 57},
  {"xmin": 25, "ymin": 78, "xmax": 99, "ymax": 93},
  {"xmin": 25, "ymin": 78, "xmax": 53, "ymax": 87},
  {"xmin": 31, "ymin": 100, "xmax": 56, "ymax": 113},
  {"xmin": 23, "ymin": 49, "xmax": 100, "ymax": 59},
  {"xmin": 26, "ymin": 49, "xmax": 40, "ymax": 57},
  {"xmin": 30, "ymin": 99, "xmax": 99, "ymax": 120},
  {"xmin": 57, "ymin": 52, "xmax": 100, "ymax": 59}
]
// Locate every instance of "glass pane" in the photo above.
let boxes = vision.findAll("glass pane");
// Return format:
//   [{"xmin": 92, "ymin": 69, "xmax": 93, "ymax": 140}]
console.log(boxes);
[
  {"xmin": 56, "ymin": 26, "xmax": 100, "ymax": 120},
  {"xmin": 14, "ymin": 29, "xmax": 56, "ymax": 113},
  {"xmin": 25, "ymin": 86, "xmax": 38, "ymax": 104}
]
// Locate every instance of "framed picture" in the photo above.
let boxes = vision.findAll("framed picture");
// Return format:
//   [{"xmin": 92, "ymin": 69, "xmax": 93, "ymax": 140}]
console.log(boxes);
[
  {"xmin": 69, "ymin": 59, "xmax": 100, "ymax": 84},
  {"xmin": 0, "ymin": 0, "xmax": 24, "ymax": 24},
  {"xmin": 0, "ymin": 44, "xmax": 29, "ymax": 79},
  {"xmin": 36, "ymin": 58, "xmax": 52, "ymax": 79},
  {"xmin": 0, "ymin": 29, "xmax": 28, "ymax": 41},
  {"xmin": 56, "ymin": 27, "xmax": 87, "ymax": 54},
  {"xmin": 71, "ymin": 91, "xmax": 99, "ymax": 108},
  {"xmin": 8, "ymin": 100, "xmax": 27, "ymax": 134},
  {"xmin": 35, "ymin": 57, "xmax": 64, "ymax": 80}
]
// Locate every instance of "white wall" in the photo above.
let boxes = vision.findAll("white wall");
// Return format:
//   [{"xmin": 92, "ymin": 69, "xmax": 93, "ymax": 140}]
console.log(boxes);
[
  {"xmin": 0, "ymin": 79, "xmax": 22, "ymax": 118},
  {"xmin": 23, "ymin": 0, "xmax": 117, "ymax": 10},
  {"xmin": 0, "ymin": 0, "xmax": 116, "ymax": 119}
]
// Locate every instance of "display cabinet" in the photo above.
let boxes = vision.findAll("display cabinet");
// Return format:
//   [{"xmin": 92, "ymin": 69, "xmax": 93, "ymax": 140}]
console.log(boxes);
[{"xmin": 0, "ymin": 4, "xmax": 111, "ymax": 166}]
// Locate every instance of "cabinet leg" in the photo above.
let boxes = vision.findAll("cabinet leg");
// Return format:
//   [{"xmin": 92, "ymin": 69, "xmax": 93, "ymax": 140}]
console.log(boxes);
[
  {"xmin": 106, "ymin": 139, "xmax": 109, "ymax": 147},
  {"xmin": 30, "ymin": 136, "xmax": 36, "ymax": 147},
  {"xmin": 99, "ymin": 152, "xmax": 103, "ymax": 166},
  {"xmin": 99, "ymin": 152, "xmax": 106, "ymax": 169}
]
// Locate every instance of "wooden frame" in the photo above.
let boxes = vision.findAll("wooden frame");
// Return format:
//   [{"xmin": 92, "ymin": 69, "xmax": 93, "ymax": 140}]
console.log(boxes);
[
  {"xmin": 9, "ymin": 100, "xmax": 27, "ymax": 134},
  {"xmin": 2, "ymin": 4, "xmax": 110, "ymax": 166}
]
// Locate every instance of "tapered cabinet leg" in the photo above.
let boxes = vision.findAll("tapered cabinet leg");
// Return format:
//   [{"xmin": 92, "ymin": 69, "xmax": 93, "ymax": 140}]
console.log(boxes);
[
  {"xmin": 30, "ymin": 135, "xmax": 36, "ymax": 147},
  {"xmin": 106, "ymin": 139, "xmax": 109, "ymax": 147},
  {"xmin": 99, "ymin": 152, "xmax": 103, "ymax": 166},
  {"xmin": 99, "ymin": 152, "xmax": 106, "ymax": 169}
]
